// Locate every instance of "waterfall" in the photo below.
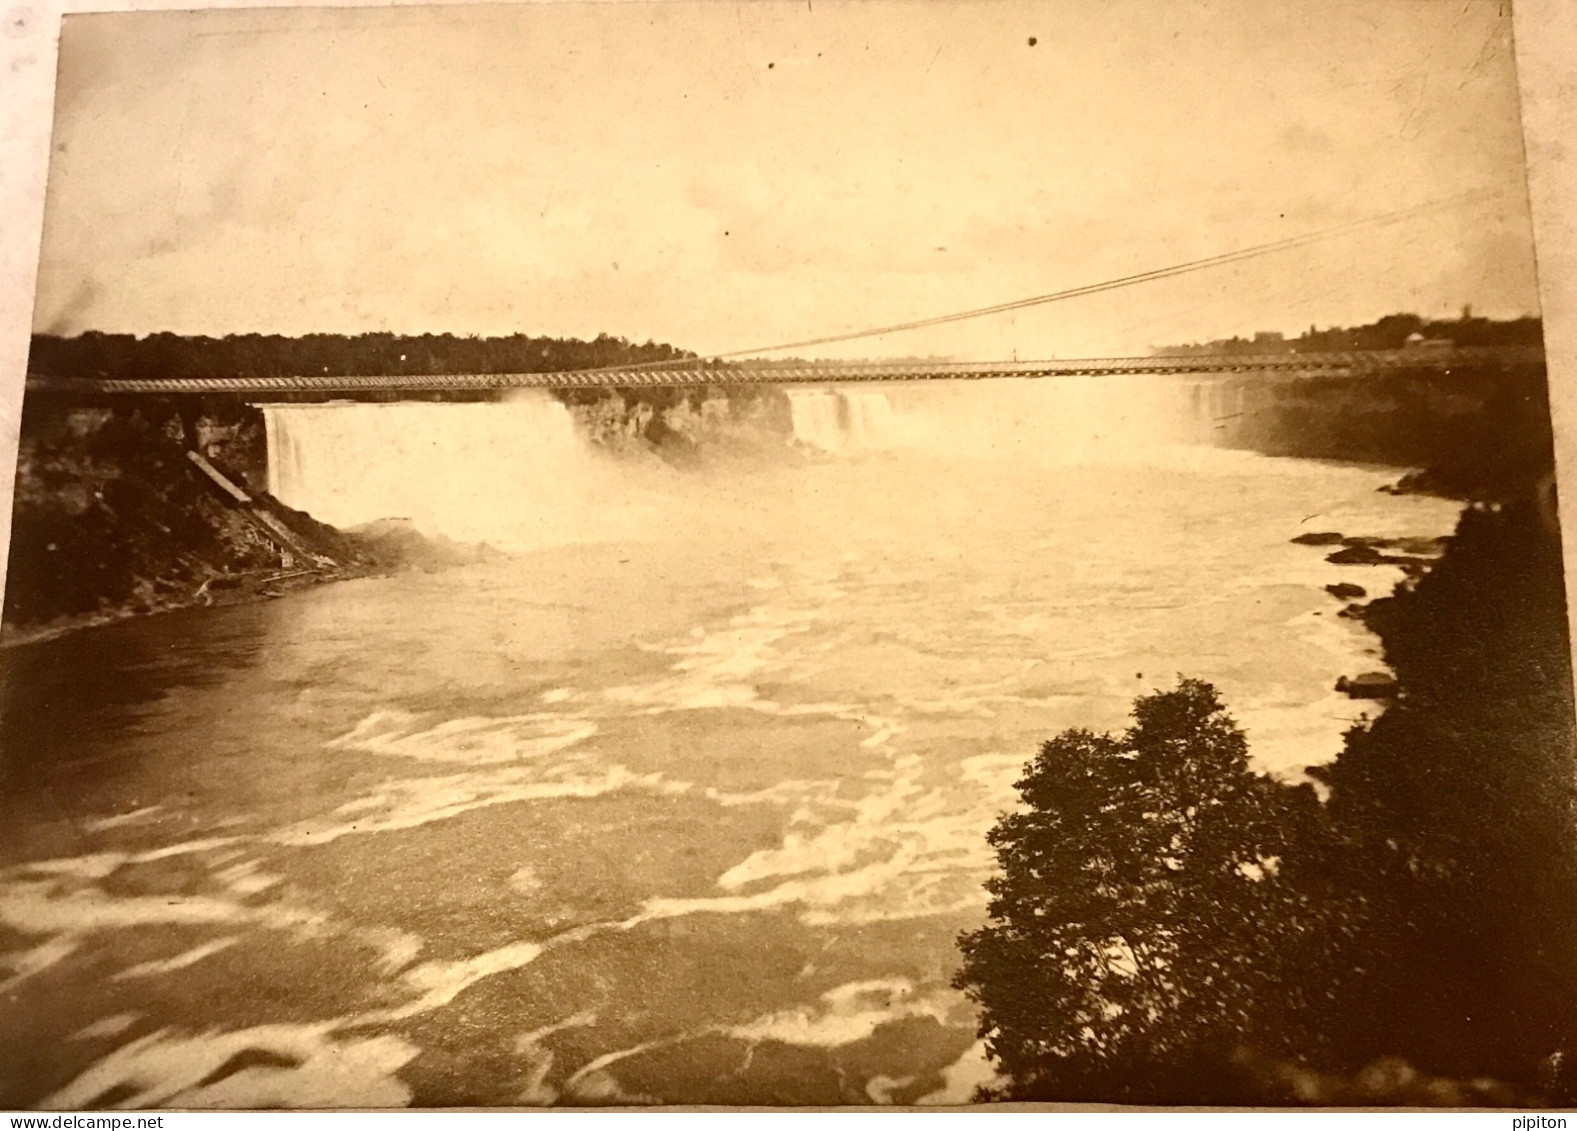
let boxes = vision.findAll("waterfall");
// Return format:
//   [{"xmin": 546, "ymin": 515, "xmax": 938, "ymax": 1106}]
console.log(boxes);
[
  {"xmin": 782, "ymin": 377, "xmax": 1223, "ymax": 462},
  {"xmin": 786, "ymin": 390, "xmax": 846, "ymax": 452},
  {"xmin": 841, "ymin": 391, "xmax": 896, "ymax": 448},
  {"xmin": 260, "ymin": 394, "xmax": 600, "ymax": 550},
  {"xmin": 786, "ymin": 388, "xmax": 897, "ymax": 452}
]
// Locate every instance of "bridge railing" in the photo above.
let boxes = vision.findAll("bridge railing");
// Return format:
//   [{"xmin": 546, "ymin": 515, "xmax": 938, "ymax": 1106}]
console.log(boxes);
[{"xmin": 22, "ymin": 346, "xmax": 1545, "ymax": 395}]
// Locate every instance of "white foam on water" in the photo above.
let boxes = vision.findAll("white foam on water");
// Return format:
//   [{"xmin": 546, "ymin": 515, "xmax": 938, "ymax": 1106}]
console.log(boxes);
[
  {"xmin": 83, "ymin": 806, "xmax": 163, "ymax": 832},
  {"xmin": 916, "ymin": 1040, "xmax": 1006, "ymax": 1104},
  {"xmin": 605, "ymin": 605, "xmax": 827, "ymax": 714},
  {"xmin": 725, "ymin": 978, "xmax": 953, "ymax": 1048},
  {"xmin": 261, "ymin": 702, "xmax": 703, "ymax": 848},
  {"xmin": 19, "ymin": 854, "xmax": 126, "ymax": 881},
  {"xmin": 517, "ymin": 1010, "xmax": 599, "ymax": 1052},
  {"xmin": 0, "ymin": 881, "xmax": 303, "ymax": 936},
  {"xmin": 41, "ymin": 1024, "xmax": 419, "ymax": 1110},
  {"xmin": 131, "ymin": 838, "xmax": 247, "ymax": 864},
  {"xmin": 13, "ymin": 838, "xmax": 247, "ymax": 885},
  {"xmin": 69, "ymin": 1013, "xmax": 142, "ymax": 1042},
  {"xmin": 214, "ymin": 859, "xmax": 284, "ymax": 897},
  {"xmin": 272, "ymin": 765, "xmax": 689, "ymax": 846},
  {"xmin": 1235, "ymin": 685, "xmax": 1384, "ymax": 777},
  {"xmin": 327, "ymin": 709, "xmax": 598, "ymax": 765},
  {"xmin": 0, "ymin": 936, "xmax": 79, "ymax": 994},
  {"xmin": 363, "ymin": 928, "xmax": 424, "ymax": 975},
  {"xmin": 112, "ymin": 937, "xmax": 240, "ymax": 981},
  {"xmin": 702, "ymin": 779, "xmax": 856, "ymax": 814},
  {"xmin": 546, "ymin": 978, "xmax": 970, "ymax": 1103},
  {"xmin": 380, "ymin": 940, "xmax": 546, "ymax": 1020},
  {"xmin": 514, "ymin": 1011, "xmax": 598, "ymax": 1105},
  {"xmin": 562, "ymin": 1066, "xmax": 660, "ymax": 1105},
  {"xmin": 866, "ymin": 1074, "xmax": 915, "ymax": 1104},
  {"xmin": 628, "ymin": 742, "xmax": 1022, "ymax": 931},
  {"xmin": 559, "ymin": 1035, "xmax": 687, "ymax": 1104},
  {"xmin": 0, "ymin": 867, "xmax": 333, "ymax": 1004}
]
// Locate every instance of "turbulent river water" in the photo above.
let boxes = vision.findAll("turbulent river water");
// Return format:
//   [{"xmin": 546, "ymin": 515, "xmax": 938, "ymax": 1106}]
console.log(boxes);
[{"xmin": 0, "ymin": 380, "xmax": 1463, "ymax": 1107}]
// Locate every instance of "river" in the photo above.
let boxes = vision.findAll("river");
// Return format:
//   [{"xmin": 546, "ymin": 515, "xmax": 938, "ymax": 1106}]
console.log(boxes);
[{"xmin": 0, "ymin": 379, "xmax": 1463, "ymax": 1107}]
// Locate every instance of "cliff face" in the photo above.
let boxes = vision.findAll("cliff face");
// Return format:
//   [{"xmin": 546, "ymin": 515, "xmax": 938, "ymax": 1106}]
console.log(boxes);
[
  {"xmin": 1205, "ymin": 361, "xmax": 1554, "ymax": 500},
  {"xmin": 3, "ymin": 397, "xmax": 376, "ymax": 634},
  {"xmin": 553, "ymin": 384, "xmax": 794, "ymax": 461},
  {"xmin": 3, "ymin": 385, "xmax": 797, "ymax": 634}
]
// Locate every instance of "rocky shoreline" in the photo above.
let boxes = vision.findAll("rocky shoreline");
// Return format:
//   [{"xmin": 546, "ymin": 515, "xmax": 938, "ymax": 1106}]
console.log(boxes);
[
  {"xmin": 1292, "ymin": 526, "xmax": 1455, "ymax": 703},
  {"xmin": 0, "ymin": 561, "xmax": 360, "ymax": 648},
  {"xmin": 0, "ymin": 518, "xmax": 494, "ymax": 650}
]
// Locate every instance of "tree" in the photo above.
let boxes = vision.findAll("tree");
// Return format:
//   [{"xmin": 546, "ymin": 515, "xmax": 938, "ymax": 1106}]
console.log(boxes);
[
  {"xmin": 1312, "ymin": 500, "xmax": 1577, "ymax": 1096},
  {"xmin": 954, "ymin": 679, "xmax": 1324, "ymax": 1103}
]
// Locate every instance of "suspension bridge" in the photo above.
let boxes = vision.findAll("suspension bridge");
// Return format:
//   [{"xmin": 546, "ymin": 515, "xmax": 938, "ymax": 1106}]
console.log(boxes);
[
  {"xmin": 21, "ymin": 189, "xmax": 1544, "ymax": 397},
  {"xmin": 21, "ymin": 345, "xmax": 1545, "ymax": 396}
]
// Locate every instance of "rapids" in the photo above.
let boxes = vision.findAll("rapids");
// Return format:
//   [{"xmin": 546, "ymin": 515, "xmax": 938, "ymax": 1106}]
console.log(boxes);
[{"xmin": 0, "ymin": 379, "xmax": 1462, "ymax": 1106}]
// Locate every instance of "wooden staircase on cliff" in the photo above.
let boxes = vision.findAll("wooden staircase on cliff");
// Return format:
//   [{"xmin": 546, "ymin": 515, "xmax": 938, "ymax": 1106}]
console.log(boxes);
[{"xmin": 185, "ymin": 450, "xmax": 337, "ymax": 571}]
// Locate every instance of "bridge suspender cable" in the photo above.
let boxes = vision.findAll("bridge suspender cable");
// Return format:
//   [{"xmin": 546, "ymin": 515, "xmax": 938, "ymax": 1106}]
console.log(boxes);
[
  {"xmin": 561, "ymin": 186, "xmax": 1506, "ymax": 376},
  {"xmin": 23, "ymin": 187, "xmax": 1519, "ymax": 395}
]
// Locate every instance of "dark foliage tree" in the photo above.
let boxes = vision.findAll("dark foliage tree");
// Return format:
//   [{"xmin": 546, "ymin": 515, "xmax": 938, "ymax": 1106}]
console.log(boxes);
[
  {"xmin": 1159, "ymin": 312, "xmax": 1542, "ymax": 356},
  {"xmin": 24, "ymin": 330, "xmax": 784, "ymax": 423},
  {"xmin": 26, "ymin": 330, "xmax": 701, "ymax": 382},
  {"xmin": 954, "ymin": 679, "xmax": 1328, "ymax": 1103},
  {"xmin": 1312, "ymin": 499, "xmax": 1577, "ymax": 1097}
]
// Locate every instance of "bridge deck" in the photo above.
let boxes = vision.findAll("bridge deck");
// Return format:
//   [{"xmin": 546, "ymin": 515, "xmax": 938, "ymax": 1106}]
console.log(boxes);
[{"xmin": 23, "ymin": 346, "xmax": 1544, "ymax": 395}]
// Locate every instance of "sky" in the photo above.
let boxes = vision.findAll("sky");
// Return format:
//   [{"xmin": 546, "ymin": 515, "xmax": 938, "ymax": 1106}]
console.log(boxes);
[{"xmin": 30, "ymin": 0, "xmax": 1543, "ymax": 360}]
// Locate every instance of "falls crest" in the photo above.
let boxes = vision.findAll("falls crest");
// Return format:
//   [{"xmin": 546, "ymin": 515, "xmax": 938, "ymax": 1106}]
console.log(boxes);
[
  {"xmin": 787, "ymin": 389, "xmax": 897, "ymax": 453},
  {"xmin": 261, "ymin": 396, "xmax": 599, "ymax": 551},
  {"xmin": 259, "ymin": 377, "xmax": 1230, "ymax": 551}
]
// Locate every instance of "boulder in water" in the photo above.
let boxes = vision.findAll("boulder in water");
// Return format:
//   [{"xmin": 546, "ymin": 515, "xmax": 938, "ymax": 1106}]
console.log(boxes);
[
  {"xmin": 1336, "ymin": 672, "xmax": 1399, "ymax": 699},
  {"xmin": 1326, "ymin": 582, "xmax": 1367, "ymax": 600},
  {"xmin": 1392, "ymin": 536, "xmax": 1449, "ymax": 556},
  {"xmin": 1292, "ymin": 531, "xmax": 1345, "ymax": 546},
  {"xmin": 1327, "ymin": 545, "xmax": 1386, "ymax": 565}
]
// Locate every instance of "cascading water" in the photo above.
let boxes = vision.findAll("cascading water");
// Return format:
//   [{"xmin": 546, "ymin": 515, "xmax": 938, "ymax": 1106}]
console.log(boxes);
[
  {"xmin": 260, "ymin": 394, "xmax": 606, "ymax": 551},
  {"xmin": 788, "ymin": 376, "xmax": 1209, "ymax": 460},
  {"xmin": 786, "ymin": 390, "xmax": 849, "ymax": 452},
  {"xmin": 260, "ymin": 378, "xmax": 1234, "ymax": 557},
  {"xmin": 786, "ymin": 388, "xmax": 897, "ymax": 453},
  {"xmin": 841, "ymin": 391, "xmax": 897, "ymax": 447}
]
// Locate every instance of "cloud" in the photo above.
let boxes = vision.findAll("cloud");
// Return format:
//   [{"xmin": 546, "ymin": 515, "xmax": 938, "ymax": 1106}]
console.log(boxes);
[
  {"xmin": 36, "ymin": 277, "xmax": 100, "ymax": 337},
  {"xmin": 1277, "ymin": 120, "xmax": 1336, "ymax": 154}
]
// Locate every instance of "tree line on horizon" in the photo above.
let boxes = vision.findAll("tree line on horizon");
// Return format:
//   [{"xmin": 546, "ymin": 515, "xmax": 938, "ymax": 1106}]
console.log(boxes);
[
  {"xmin": 1155, "ymin": 309, "xmax": 1543, "ymax": 356},
  {"xmin": 26, "ymin": 330, "xmax": 703, "ymax": 382},
  {"xmin": 26, "ymin": 310, "xmax": 1545, "ymax": 382}
]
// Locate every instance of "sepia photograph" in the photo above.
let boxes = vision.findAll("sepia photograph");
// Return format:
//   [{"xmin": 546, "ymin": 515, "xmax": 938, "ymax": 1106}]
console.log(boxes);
[{"xmin": 1, "ymin": 0, "xmax": 1575, "ymax": 1111}]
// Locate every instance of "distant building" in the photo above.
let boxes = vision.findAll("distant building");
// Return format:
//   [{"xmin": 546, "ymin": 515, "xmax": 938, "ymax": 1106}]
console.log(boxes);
[{"xmin": 1404, "ymin": 332, "xmax": 1454, "ymax": 350}]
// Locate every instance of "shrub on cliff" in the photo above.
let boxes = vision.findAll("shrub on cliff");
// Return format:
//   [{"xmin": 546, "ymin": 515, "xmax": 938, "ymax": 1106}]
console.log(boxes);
[{"xmin": 954, "ymin": 679, "xmax": 1328, "ymax": 1103}]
